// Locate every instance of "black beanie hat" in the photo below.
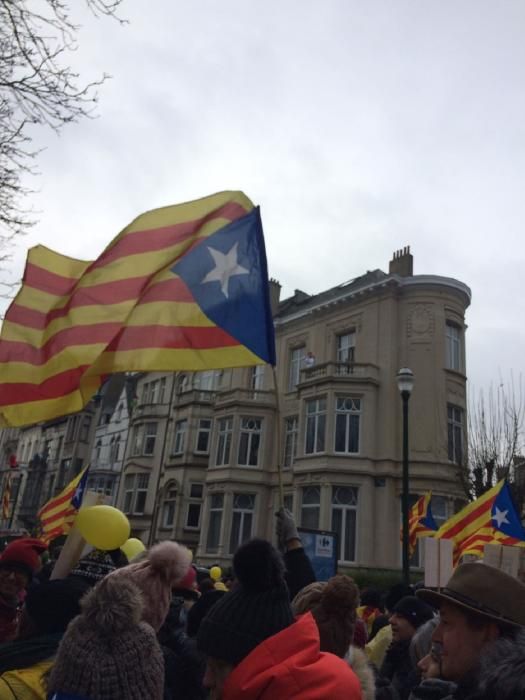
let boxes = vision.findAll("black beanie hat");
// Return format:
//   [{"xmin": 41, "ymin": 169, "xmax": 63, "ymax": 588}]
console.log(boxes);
[
  {"xmin": 392, "ymin": 595, "xmax": 434, "ymax": 629},
  {"xmin": 197, "ymin": 539, "xmax": 294, "ymax": 666},
  {"xmin": 25, "ymin": 578, "xmax": 86, "ymax": 634}
]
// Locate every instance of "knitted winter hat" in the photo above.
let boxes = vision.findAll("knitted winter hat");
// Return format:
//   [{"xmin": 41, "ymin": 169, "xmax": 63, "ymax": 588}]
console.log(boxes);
[
  {"xmin": 69, "ymin": 549, "xmax": 117, "ymax": 586},
  {"xmin": 186, "ymin": 589, "xmax": 226, "ymax": 638},
  {"xmin": 25, "ymin": 578, "xmax": 86, "ymax": 634},
  {"xmin": 292, "ymin": 575, "xmax": 360, "ymax": 658},
  {"xmin": 0, "ymin": 538, "xmax": 47, "ymax": 579},
  {"xmin": 48, "ymin": 576, "xmax": 164, "ymax": 700},
  {"xmin": 197, "ymin": 539, "xmax": 294, "ymax": 666},
  {"xmin": 392, "ymin": 596, "xmax": 434, "ymax": 629},
  {"xmin": 108, "ymin": 540, "xmax": 192, "ymax": 632}
]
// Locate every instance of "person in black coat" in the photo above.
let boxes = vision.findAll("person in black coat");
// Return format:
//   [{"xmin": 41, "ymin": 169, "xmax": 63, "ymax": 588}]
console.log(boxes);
[
  {"xmin": 376, "ymin": 596, "xmax": 434, "ymax": 700},
  {"xmin": 275, "ymin": 507, "xmax": 316, "ymax": 599}
]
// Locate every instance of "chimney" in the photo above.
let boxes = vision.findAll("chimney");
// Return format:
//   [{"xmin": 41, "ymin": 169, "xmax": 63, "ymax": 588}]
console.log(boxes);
[
  {"xmin": 389, "ymin": 246, "xmax": 413, "ymax": 277},
  {"xmin": 268, "ymin": 278, "xmax": 282, "ymax": 316}
]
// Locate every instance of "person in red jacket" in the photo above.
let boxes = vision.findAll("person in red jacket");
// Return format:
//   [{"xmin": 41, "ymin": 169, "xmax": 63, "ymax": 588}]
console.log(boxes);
[
  {"xmin": 197, "ymin": 538, "xmax": 362, "ymax": 700},
  {"xmin": 0, "ymin": 537, "xmax": 47, "ymax": 642}
]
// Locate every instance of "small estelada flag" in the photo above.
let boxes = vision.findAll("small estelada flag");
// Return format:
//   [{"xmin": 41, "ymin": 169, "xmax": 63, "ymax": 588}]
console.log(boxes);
[{"xmin": 37, "ymin": 466, "xmax": 89, "ymax": 544}]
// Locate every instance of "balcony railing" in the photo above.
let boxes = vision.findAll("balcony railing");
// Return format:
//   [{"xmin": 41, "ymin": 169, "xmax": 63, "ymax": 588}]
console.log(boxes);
[
  {"xmin": 300, "ymin": 362, "xmax": 380, "ymax": 385},
  {"xmin": 214, "ymin": 388, "xmax": 276, "ymax": 407},
  {"xmin": 175, "ymin": 389, "xmax": 217, "ymax": 406}
]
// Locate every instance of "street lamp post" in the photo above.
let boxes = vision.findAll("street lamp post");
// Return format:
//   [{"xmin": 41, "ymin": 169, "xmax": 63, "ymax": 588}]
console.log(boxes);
[{"xmin": 397, "ymin": 367, "xmax": 414, "ymax": 587}]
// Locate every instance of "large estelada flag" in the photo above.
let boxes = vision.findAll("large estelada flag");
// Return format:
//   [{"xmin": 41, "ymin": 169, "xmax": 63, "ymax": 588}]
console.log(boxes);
[
  {"xmin": 404, "ymin": 492, "xmax": 437, "ymax": 557},
  {"xmin": 435, "ymin": 480, "xmax": 525, "ymax": 563},
  {"xmin": 0, "ymin": 192, "xmax": 276, "ymax": 426},
  {"xmin": 456, "ymin": 482, "xmax": 525, "ymax": 560},
  {"xmin": 38, "ymin": 466, "xmax": 89, "ymax": 544}
]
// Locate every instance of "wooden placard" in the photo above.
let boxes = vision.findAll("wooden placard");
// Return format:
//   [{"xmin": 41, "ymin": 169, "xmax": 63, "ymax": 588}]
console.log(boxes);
[{"xmin": 424, "ymin": 537, "xmax": 454, "ymax": 589}]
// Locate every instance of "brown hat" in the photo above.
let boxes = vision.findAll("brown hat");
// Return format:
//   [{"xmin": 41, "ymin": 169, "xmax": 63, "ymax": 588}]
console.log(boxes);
[
  {"xmin": 416, "ymin": 563, "xmax": 525, "ymax": 628},
  {"xmin": 291, "ymin": 575, "xmax": 359, "ymax": 658}
]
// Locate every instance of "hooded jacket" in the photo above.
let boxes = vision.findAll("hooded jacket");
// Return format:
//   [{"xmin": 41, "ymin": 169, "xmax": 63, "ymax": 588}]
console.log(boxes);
[
  {"xmin": 221, "ymin": 612, "xmax": 363, "ymax": 700},
  {"xmin": 345, "ymin": 646, "xmax": 376, "ymax": 700},
  {"xmin": 408, "ymin": 631, "xmax": 525, "ymax": 700}
]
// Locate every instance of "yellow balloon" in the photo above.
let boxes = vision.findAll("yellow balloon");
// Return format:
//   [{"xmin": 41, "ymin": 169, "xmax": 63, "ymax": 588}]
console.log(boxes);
[
  {"xmin": 121, "ymin": 537, "xmax": 146, "ymax": 562},
  {"xmin": 210, "ymin": 565, "xmax": 222, "ymax": 581},
  {"xmin": 76, "ymin": 505, "xmax": 130, "ymax": 551}
]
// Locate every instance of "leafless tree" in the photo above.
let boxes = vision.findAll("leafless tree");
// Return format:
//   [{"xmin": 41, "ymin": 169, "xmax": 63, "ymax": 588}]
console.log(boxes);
[
  {"xmin": 0, "ymin": 0, "xmax": 125, "ymax": 292},
  {"xmin": 464, "ymin": 376, "xmax": 525, "ymax": 503}
]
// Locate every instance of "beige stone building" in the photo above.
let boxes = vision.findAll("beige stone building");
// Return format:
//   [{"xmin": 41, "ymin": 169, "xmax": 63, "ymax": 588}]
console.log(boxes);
[{"xmin": 116, "ymin": 248, "xmax": 471, "ymax": 573}]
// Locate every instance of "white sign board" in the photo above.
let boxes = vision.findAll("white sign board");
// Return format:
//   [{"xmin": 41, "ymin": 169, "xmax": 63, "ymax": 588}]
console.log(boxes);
[
  {"xmin": 483, "ymin": 543, "xmax": 520, "ymax": 579},
  {"xmin": 424, "ymin": 537, "xmax": 454, "ymax": 588}
]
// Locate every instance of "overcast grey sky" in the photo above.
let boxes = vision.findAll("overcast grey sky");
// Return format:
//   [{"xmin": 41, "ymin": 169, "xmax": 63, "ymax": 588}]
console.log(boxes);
[{"xmin": 4, "ymin": 1, "xmax": 525, "ymax": 395}]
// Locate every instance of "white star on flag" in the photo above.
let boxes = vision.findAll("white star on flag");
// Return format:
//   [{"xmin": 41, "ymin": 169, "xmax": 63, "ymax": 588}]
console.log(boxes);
[
  {"xmin": 492, "ymin": 506, "xmax": 510, "ymax": 529},
  {"xmin": 201, "ymin": 243, "xmax": 249, "ymax": 298}
]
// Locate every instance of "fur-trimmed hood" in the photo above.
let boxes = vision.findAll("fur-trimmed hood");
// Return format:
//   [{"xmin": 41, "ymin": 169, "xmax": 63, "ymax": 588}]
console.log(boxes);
[
  {"xmin": 345, "ymin": 645, "xmax": 376, "ymax": 700},
  {"xmin": 474, "ymin": 630, "xmax": 525, "ymax": 699},
  {"xmin": 409, "ymin": 630, "xmax": 525, "ymax": 700}
]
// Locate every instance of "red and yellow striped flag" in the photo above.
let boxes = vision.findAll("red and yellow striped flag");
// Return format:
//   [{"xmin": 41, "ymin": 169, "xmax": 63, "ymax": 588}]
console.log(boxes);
[
  {"xmin": 454, "ymin": 481, "xmax": 525, "ymax": 560},
  {"xmin": 37, "ymin": 467, "xmax": 89, "ymax": 544},
  {"xmin": 435, "ymin": 481, "xmax": 505, "ymax": 563},
  {"xmin": 0, "ymin": 192, "xmax": 276, "ymax": 426},
  {"xmin": 406, "ymin": 492, "xmax": 437, "ymax": 557},
  {"xmin": 435, "ymin": 481, "xmax": 503, "ymax": 543},
  {"xmin": 2, "ymin": 472, "xmax": 12, "ymax": 520}
]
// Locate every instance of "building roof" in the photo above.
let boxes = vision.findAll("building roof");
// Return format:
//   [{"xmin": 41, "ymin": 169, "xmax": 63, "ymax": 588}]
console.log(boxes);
[{"xmin": 275, "ymin": 269, "xmax": 471, "ymax": 326}]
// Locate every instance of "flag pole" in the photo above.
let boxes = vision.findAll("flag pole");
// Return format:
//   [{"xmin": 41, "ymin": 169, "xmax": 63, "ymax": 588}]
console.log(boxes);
[
  {"xmin": 148, "ymin": 372, "xmax": 178, "ymax": 547},
  {"xmin": 50, "ymin": 490, "xmax": 101, "ymax": 580},
  {"xmin": 271, "ymin": 366, "xmax": 284, "ymax": 507}
]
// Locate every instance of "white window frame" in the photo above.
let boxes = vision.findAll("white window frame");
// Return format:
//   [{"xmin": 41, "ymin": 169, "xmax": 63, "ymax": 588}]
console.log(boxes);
[
  {"xmin": 134, "ymin": 474, "xmax": 149, "ymax": 514},
  {"xmin": 132, "ymin": 426, "xmax": 142, "ymax": 456},
  {"xmin": 229, "ymin": 493, "xmax": 255, "ymax": 554},
  {"xmin": 283, "ymin": 416, "xmax": 298, "ymax": 468},
  {"xmin": 109, "ymin": 434, "xmax": 121, "ymax": 464},
  {"xmin": 305, "ymin": 398, "xmax": 326, "ymax": 455},
  {"xmin": 301, "ymin": 485, "xmax": 321, "ymax": 530},
  {"xmin": 334, "ymin": 397, "xmax": 361, "ymax": 454},
  {"xmin": 143, "ymin": 423, "xmax": 158, "ymax": 456},
  {"xmin": 123, "ymin": 474, "xmax": 134, "ymax": 514},
  {"xmin": 185, "ymin": 483, "xmax": 204, "ymax": 529},
  {"xmin": 159, "ymin": 377, "xmax": 167, "ymax": 404},
  {"xmin": 447, "ymin": 404, "xmax": 464, "ymax": 465},
  {"xmin": 446, "ymin": 322, "xmax": 462, "ymax": 371},
  {"xmin": 195, "ymin": 370, "xmax": 222, "ymax": 391},
  {"xmin": 251, "ymin": 365, "xmax": 265, "ymax": 391},
  {"xmin": 238, "ymin": 417, "xmax": 262, "ymax": 467},
  {"xmin": 172, "ymin": 419, "xmax": 187, "ymax": 455},
  {"xmin": 162, "ymin": 487, "xmax": 177, "ymax": 528},
  {"xmin": 215, "ymin": 417, "xmax": 233, "ymax": 466},
  {"xmin": 150, "ymin": 380, "xmax": 159, "ymax": 404},
  {"xmin": 206, "ymin": 493, "xmax": 224, "ymax": 553},
  {"xmin": 195, "ymin": 418, "xmax": 212, "ymax": 454},
  {"xmin": 336, "ymin": 332, "xmax": 356, "ymax": 363},
  {"xmin": 288, "ymin": 346, "xmax": 306, "ymax": 391},
  {"xmin": 331, "ymin": 486, "xmax": 358, "ymax": 564}
]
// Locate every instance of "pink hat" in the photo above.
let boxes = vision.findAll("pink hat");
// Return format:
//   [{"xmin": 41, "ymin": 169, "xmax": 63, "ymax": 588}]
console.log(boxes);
[{"xmin": 108, "ymin": 541, "xmax": 191, "ymax": 631}]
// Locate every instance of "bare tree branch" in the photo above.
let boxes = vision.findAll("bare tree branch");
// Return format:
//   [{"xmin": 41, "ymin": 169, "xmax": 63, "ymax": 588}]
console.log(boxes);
[
  {"xmin": 466, "ymin": 375, "xmax": 525, "ymax": 502},
  {"xmin": 0, "ymin": 0, "xmax": 125, "ymax": 276}
]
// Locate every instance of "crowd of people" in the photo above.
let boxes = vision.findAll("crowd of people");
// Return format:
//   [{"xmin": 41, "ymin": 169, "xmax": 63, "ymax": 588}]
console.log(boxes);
[{"xmin": 0, "ymin": 508, "xmax": 523, "ymax": 699}]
